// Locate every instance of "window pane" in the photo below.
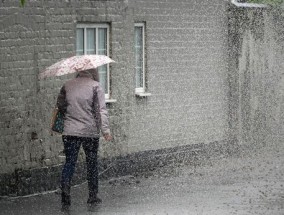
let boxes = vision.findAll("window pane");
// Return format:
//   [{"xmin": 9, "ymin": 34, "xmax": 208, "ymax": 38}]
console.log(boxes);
[
  {"xmin": 76, "ymin": 28, "xmax": 84, "ymax": 56},
  {"xmin": 135, "ymin": 27, "xmax": 143, "ymax": 47},
  {"xmin": 98, "ymin": 28, "xmax": 107, "ymax": 55},
  {"xmin": 98, "ymin": 28, "xmax": 108, "ymax": 93},
  {"xmin": 135, "ymin": 26, "xmax": 144, "ymax": 88},
  {"xmin": 76, "ymin": 25, "xmax": 109, "ymax": 97},
  {"xmin": 98, "ymin": 65, "xmax": 108, "ymax": 93},
  {"xmin": 135, "ymin": 49, "xmax": 143, "ymax": 67},
  {"xmin": 136, "ymin": 67, "xmax": 143, "ymax": 88},
  {"xmin": 86, "ymin": 28, "xmax": 96, "ymax": 55}
]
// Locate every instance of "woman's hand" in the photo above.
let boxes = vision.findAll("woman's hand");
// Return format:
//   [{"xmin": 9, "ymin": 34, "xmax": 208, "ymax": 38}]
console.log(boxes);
[{"xmin": 103, "ymin": 133, "xmax": 112, "ymax": 141}]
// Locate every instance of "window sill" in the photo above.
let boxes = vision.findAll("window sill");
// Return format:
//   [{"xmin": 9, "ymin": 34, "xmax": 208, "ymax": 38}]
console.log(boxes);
[
  {"xmin": 135, "ymin": 92, "xmax": 152, "ymax": 97},
  {"xmin": 106, "ymin": 99, "xmax": 117, "ymax": 103}
]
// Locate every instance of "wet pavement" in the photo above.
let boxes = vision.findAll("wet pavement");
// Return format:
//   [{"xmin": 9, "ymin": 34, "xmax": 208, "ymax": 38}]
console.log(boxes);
[{"xmin": 0, "ymin": 143, "xmax": 284, "ymax": 215}]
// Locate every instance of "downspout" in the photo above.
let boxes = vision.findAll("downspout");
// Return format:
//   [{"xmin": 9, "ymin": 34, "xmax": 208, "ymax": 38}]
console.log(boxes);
[{"xmin": 231, "ymin": 0, "xmax": 267, "ymax": 8}]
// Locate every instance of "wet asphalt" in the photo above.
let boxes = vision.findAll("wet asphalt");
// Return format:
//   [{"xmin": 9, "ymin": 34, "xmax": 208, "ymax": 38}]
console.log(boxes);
[{"xmin": 0, "ymin": 143, "xmax": 284, "ymax": 215}]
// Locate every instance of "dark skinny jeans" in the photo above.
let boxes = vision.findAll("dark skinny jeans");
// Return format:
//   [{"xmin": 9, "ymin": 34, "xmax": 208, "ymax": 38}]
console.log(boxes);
[{"xmin": 61, "ymin": 135, "xmax": 100, "ymax": 196}]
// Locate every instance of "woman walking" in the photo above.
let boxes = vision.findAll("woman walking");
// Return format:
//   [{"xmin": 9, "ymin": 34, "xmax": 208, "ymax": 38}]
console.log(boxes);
[{"xmin": 56, "ymin": 68, "xmax": 112, "ymax": 209}]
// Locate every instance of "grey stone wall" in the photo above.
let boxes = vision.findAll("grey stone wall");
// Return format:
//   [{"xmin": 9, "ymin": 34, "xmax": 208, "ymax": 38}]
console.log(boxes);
[
  {"xmin": 228, "ymin": 6, "xmax": 284, "ymax": 147},
  {"xmin": 0, "ymin": 0, "xmax": 230, "ymax": 195}
]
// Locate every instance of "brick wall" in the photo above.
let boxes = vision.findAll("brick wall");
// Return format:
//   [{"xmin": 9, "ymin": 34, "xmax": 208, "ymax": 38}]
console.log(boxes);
[
  {"xmin": 126, "ymin": 0, "xmax": 229, "ymax": 153},
  {"xmin": 0, "ymin": 0, "xmax": 230, "ymax": 195}
]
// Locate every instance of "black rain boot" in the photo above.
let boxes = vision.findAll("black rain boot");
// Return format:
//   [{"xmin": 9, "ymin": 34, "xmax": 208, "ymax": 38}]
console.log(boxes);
[
  {"xmin": 61, "ymin": 184, "xmax": 71, "ymax": 210},
  {"xmin": 87, "ymin": 191, "xmax": 102, "ymax": 204}
]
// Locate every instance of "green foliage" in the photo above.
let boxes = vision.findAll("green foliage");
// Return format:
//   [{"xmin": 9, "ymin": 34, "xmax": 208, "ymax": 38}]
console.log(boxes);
[
  {"xmin": 247, "ymin": 0, "xmax": 283, "ymax": 5},
  {"xmin": 20, "ymin": 0, "xmax": 25, "ymax": 6}
]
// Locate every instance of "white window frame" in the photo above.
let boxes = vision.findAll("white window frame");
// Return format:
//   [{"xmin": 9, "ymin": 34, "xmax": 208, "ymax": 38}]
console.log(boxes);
[
  {"xmin": 76, "ymin": 23, "xmax": 111, "ymax": 99},
  {"xmin": 134, "ymin": 23, "xmax": 146, "ymax": 94}
]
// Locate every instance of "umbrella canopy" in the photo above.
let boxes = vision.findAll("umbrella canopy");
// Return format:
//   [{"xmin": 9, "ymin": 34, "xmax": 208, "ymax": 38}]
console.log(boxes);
[{"xmin": 39, "ymin": 55, "xmax": 115, "ymax": 79}]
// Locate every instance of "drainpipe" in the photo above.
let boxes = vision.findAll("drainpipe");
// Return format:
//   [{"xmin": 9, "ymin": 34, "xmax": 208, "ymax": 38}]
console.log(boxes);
[{"xmin": 231, "ymin": 0, "xmax": 267, "ymax": 8}]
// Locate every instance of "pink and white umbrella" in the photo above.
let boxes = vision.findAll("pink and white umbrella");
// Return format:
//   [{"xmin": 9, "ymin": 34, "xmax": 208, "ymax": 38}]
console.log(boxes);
[{"xmin": 39, "ymin": 55, "xmax": 115, "ymax": 79}]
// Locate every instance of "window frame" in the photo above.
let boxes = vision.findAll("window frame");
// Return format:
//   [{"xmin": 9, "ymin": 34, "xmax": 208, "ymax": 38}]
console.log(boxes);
[
  {"xmin": 76, "ymin": 23, "xmax": 111, "ymax": 99},
  {"xmin": 134, "ymin": 23, "xmax": 146, "ymax": 94}
]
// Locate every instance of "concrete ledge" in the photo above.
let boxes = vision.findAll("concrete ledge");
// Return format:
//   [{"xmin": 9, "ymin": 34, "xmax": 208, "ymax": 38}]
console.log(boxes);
[
  {"xmin": 231, "ymin": 0, "xmax": 267, "ymax": 8},
  {"xmin": 0, "ymin": 139, "xmax": 241, "ymax": 197},
  {"xmin": 135, "ymin": 92, "xmax": 152, "ymax": 97},
  {"xmin": 105, "ymin": 99, "xmax": 117, "ymax": 103}
]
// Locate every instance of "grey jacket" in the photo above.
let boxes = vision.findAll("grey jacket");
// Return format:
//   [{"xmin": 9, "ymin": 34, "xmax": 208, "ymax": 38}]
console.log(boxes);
[{"xmin": 57, "ymin": 72, "xmax": 110, "ymax": 138}]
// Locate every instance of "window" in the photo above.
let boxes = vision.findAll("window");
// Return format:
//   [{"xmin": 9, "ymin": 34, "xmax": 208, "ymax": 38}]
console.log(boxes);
[
  {"xmin": 134, "ymin": 23, "xmax": 146, "ymax": 94},
  {"xmin": 76, "ymin": 24, "xmax": 110, "ymax": 99}
]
